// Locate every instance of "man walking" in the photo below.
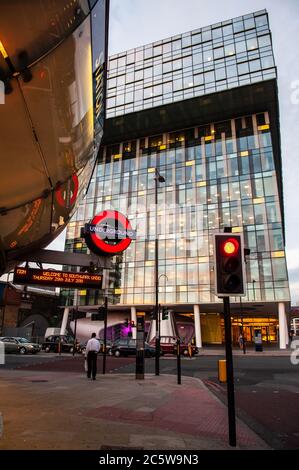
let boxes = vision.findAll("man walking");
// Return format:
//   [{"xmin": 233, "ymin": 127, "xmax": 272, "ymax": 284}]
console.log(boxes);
[{"xmin": 86, "ymin": 332, "xmax": 100, "ymax": 380}]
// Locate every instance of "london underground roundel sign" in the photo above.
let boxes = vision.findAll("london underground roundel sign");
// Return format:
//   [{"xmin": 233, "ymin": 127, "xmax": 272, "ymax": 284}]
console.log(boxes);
[{"xmin": 83, "ymin": 210, "xmax": 136, "ymax": 256}]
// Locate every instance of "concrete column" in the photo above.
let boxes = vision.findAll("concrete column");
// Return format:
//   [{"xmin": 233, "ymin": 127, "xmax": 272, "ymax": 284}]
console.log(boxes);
[
  {"xmin": 284, "ymin": 306, "xmax": 289, "ymax": 346},
  {"xmin": 60, "ymin": 307, "xmax": 69, "ymax": 336},
  {"xmin": 278, "ymin": 302, "xmax": 287, "ymax": 349},
  {"xmin": 131, "ymin": 306, "xmax": 137, "ymax": 339},
  {"xmin": 193, "ymin": 304, "xmax": 202, "ymax": 349}
]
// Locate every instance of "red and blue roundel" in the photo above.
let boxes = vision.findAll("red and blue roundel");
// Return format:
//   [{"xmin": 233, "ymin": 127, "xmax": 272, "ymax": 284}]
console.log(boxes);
[
  {"xmin": 83, "ymin": 210, "xmax": 136, "ymax": 256},
  {"xmin": 55, "ymin": 174, "xmax": 79, "ymax": 208}
]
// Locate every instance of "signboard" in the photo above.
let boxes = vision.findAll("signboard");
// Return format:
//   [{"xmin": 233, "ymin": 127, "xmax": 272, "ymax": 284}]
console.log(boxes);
[
  {"xmin": 83, "ymin": 210, "xmax": 136, "ymax": 256},
  {"xmin": 92, "ymin": 0, "xmax": 106, "ymax": 143},
  {"xmin": 13, "ymin": 267, "xmax": 102, "ymax": 289}
]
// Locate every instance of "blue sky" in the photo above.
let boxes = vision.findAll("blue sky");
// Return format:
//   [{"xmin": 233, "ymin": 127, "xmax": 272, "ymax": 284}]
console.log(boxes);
[{"xmin": 51, "ymin": 0, "xmax": 299, "ymax": 303}]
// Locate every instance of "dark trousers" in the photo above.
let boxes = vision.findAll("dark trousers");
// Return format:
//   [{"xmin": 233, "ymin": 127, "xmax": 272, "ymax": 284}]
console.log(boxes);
[{"xmin": 87, "ymin": 351, "xmax": 97, "ymax": 379}]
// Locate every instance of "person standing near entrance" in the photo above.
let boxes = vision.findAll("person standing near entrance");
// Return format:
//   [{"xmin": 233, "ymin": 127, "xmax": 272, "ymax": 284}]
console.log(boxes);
[{"xmin": 86, "ymin": 332, "xmax": 100, "ymax": 380}]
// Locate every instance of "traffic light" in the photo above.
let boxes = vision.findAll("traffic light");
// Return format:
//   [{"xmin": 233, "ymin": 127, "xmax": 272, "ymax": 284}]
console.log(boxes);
[
  {"xmin": 91, "ymin": 306, "xmax": 105, "ymax": 321},
  {"xmin": 71, "ymin": 309, "xmax": 86, "ymax": 321},
  {"xmin": 98, "ymin": 306, "xmax": 106, "ymax": 321},
  {"xmin": 162, "ymin": 308, "xmax": 169, "ymax": 320},
  {"xmin": 214, "ymin": 233, "xmax": 246, "ymax": 296},
  {"xmin": 150, "ymin": 310, "xmax": 156, "ymax": 320},
  {"xmin": 124, "ymin": 318, "xmax": 129, "ymax": 327}
]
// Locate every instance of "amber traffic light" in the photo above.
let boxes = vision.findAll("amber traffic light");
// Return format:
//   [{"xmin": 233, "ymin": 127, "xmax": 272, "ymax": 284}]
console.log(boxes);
[{"xmin": 214, "ymin": 233, "xmax": 246, "ymax": 296}]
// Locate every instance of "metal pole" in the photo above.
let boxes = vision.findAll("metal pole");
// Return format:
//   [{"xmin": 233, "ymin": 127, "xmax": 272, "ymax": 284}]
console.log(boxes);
[
  {"xmin": 72, "ymin": 312, "xmax": 77, "ymax": 357},
  {"xmin": 158, "ymin": 303, "xmax": 161, "ymax": 352},
  {"xmin": 240, "ymin": 297, "xmax": 246, "ymax": 354},
  {"xmin": 103, "ymin": 294, "xmax": 108, "ymax": 375},
  {"xmin": 176, "ymin": 338, "xmax": 181, "ymax": 385},
  {"xmin": 155, "ymin": 170, "xmax": 160, "ymax": 376},
  {"xmin": 0, "ymin": 271, "xmax": 9, "ymax": 335},
  {"xmin": 135, "ymin": 313, "xmax": 145, "ymax": 380},
  {"xmin": 223, "ymin": 297, "xmax": 236, "ymax": 447}
]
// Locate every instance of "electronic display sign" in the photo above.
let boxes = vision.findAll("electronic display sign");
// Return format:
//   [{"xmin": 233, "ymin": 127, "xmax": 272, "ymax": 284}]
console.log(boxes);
[{"xmin": 13, "ymin": 267, "xmax": 102, "ymax": 289}]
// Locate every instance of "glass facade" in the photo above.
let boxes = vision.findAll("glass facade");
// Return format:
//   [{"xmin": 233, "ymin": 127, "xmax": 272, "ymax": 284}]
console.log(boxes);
[
  {"xmin": 106, "ymin": 10, "xmax": 275, "ymax": 118},
  {"xmin": 63, "ymin": 10, "xmax": 290, "ymax": 319},
  {"xmin": 65, "ymin": 110, "xmax": 289, "ymax": 307}
]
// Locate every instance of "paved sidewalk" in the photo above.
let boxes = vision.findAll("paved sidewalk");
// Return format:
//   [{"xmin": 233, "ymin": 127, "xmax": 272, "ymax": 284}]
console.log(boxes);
[
  {"xmin": 0, "ymin": 369, "xmax": 269, "ymax": 450},
  {"xmin": 197, "ymin": 347, "xmax": 292, "ymax": 356}
]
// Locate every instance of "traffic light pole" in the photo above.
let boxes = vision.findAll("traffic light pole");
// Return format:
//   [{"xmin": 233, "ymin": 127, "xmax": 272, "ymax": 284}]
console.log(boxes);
[
  {"xmin": 102, "ymin": 294, "xmax": 108, "ymax": 375},
  {"xmin": 223, "ymin": 296, "xmax": 237, "ymax": 447},
  {"xmin": 72, "ymin": 311, "xmax": 78, "ymax": 357},
  {"xmin": 176, "ymin": 338, "xmax": 181, "ymax": 385}
]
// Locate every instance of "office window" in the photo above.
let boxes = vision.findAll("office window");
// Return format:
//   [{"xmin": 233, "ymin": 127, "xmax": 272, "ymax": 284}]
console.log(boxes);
[
  {"xmin": 237, "ymin": 62, "xmax": 249, "ymax": 75},
  {"xmin": 163, "ymin": 42, "xmax": 171, "ymax": 54},
  {"xmin": 233, "ymin": 21, "xmax": 244, "ymax": 33},
  {"xmin": 235, "ymin": 40, "xmax": 247, "ymax": 54},
  {"xmin": 163, "ymin": 81, "xmax": 172, "ymax": 94},
  {"xmin": 247, "ymin": 37, "xmax": 258, "ymax": 51},
  {"xmin": 193, "ymin": 73, "xmax": 203, "ymax": 85},
  {"xmin": 193, "ymin": 52, "xmax": 203, "ymax": 65},
  {"xmin": 182, "ymin": 35, "xmax": 192, "ymax": 48},
  {"xmin": 163, "ymin": 61, "xmax": 172, "ymax": 73},
  {"xmin": 261, "ymin": 55, "xmax": 274, "ymax": 69},
  {"xmin": 172, "ymin": 39, "xmax": 181, "ymax": 51},
  {"xmin": 215, "ymin": 67, "xmax": 226, "ymax": 81},
  {"xmin": 214, "ymin": 47, "xmax": 224, "ymax": 59},
  {"xmin": 226, "ymin": 64, "xmax": 237, "ymax": 77},
  {"xmin": 204, "ymin": 70, "xmax": 215, "ymax": 83},
  {"xmin": 202, "ymin": 29, "xmax": 212, "ymax": 42},
  {"xmin": 203, "ymin": 49, "xmax": 213, "ymax": 62},
  {"xmin": 258, "ymin": 35, "xmax": 271, "ymax": 48},
  {"xmin": 224, "ymin": 44, "xmax": 235, "ymax": 56},
  {"xmin": 192, "ymin": 33, "xmax": 201, "ymax": 45},
  {"xmin": 249, "ymin": 59, "xmax": 261, "ymax": 72},
  {"xmin": 173, "ymin": 58, "xmax": 182, "ymax": 70},
  {"xmin": 212, "ymin": 27, "xmax": 222, "ymax": 40},
  {"xmin": 222, "ymin": 24, "xmax": 233, "ymax": 36},
  {"xmin": 255, "ymin": 14, "xmax": 268, "ymax": 28},
  {"xmin": 118, "ymin": 56, "xmax": 126, "ymax": 67},
  {"xmin": 244, "ymin": 17, "xmax": 255, "ymax": 30}
]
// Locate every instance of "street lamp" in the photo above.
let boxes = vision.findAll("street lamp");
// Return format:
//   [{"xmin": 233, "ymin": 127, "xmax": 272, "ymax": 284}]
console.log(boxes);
[{"xmin": 154, "ymin": 168, "xmax": 165, "ymax": 376}]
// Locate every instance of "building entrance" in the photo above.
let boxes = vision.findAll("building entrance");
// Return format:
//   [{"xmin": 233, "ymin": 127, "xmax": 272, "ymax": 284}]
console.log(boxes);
[{"xmin": 229, "ymin": 316, "xmax": 278, "ymax": 344}]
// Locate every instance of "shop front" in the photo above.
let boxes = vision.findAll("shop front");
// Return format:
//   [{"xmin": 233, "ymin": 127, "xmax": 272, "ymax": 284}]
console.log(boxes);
[{"xmin": 229, "ymin": 316, "xmax": 279, "ymax": 344}]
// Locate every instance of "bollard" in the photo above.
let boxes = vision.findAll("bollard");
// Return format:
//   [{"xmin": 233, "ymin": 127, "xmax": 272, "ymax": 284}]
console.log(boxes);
[
  {"xmin": 176, "ymin": 338, "xmax": 181, "ymax": 384},
  {"xmin": 218, "ymin": 359, "xmax": 227, "ymax": 383}
]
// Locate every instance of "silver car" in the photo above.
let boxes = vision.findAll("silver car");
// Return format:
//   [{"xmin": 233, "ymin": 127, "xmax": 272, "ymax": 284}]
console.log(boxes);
[{"xmin": 0, "ymin": 337, "xmax": 41, "ymax": 354}]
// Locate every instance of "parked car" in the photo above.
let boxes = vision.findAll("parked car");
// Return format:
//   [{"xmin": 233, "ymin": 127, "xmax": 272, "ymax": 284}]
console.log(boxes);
[
  {"xmin": 0, "ymin": 336, "xmax": 41, "ymax": 354},
  {"xmin": 81, "ymin": 338, "xmax": 112, "ymax": 355},
  {"xmin": 109, "ymin": 338, "xmax": 156, "ymax": 357},
  {"xmin": 150, "ymin": 336, "xmax": 198, "ymax": 356},
  {"xmin": 41, "ymin": 335, "xmax": 80, "ymax": 353}
]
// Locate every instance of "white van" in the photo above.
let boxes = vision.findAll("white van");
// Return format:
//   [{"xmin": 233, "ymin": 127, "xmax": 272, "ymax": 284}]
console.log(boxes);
[{"xmin": 44, "ymin": 327, "xmax": 61, "ymax": 338}]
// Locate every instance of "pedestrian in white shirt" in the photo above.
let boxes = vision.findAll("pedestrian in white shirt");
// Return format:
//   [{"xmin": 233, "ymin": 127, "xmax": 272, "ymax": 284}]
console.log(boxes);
[{"xmin": 86, "ymin": 332, "xmax": 100, "ymax": 380}]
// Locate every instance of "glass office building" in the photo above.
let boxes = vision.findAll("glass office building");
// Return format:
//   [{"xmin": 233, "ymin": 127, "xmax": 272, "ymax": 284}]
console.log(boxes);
[{"xmin": 64, "ymin": 10, "xmax": 290, "ymax": 348}]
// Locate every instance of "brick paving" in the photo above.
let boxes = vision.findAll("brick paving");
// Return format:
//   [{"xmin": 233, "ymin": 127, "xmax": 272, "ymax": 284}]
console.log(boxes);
[{"xmin": 0, "ymin": 369, "xmax": 269, "ymax": 450}]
